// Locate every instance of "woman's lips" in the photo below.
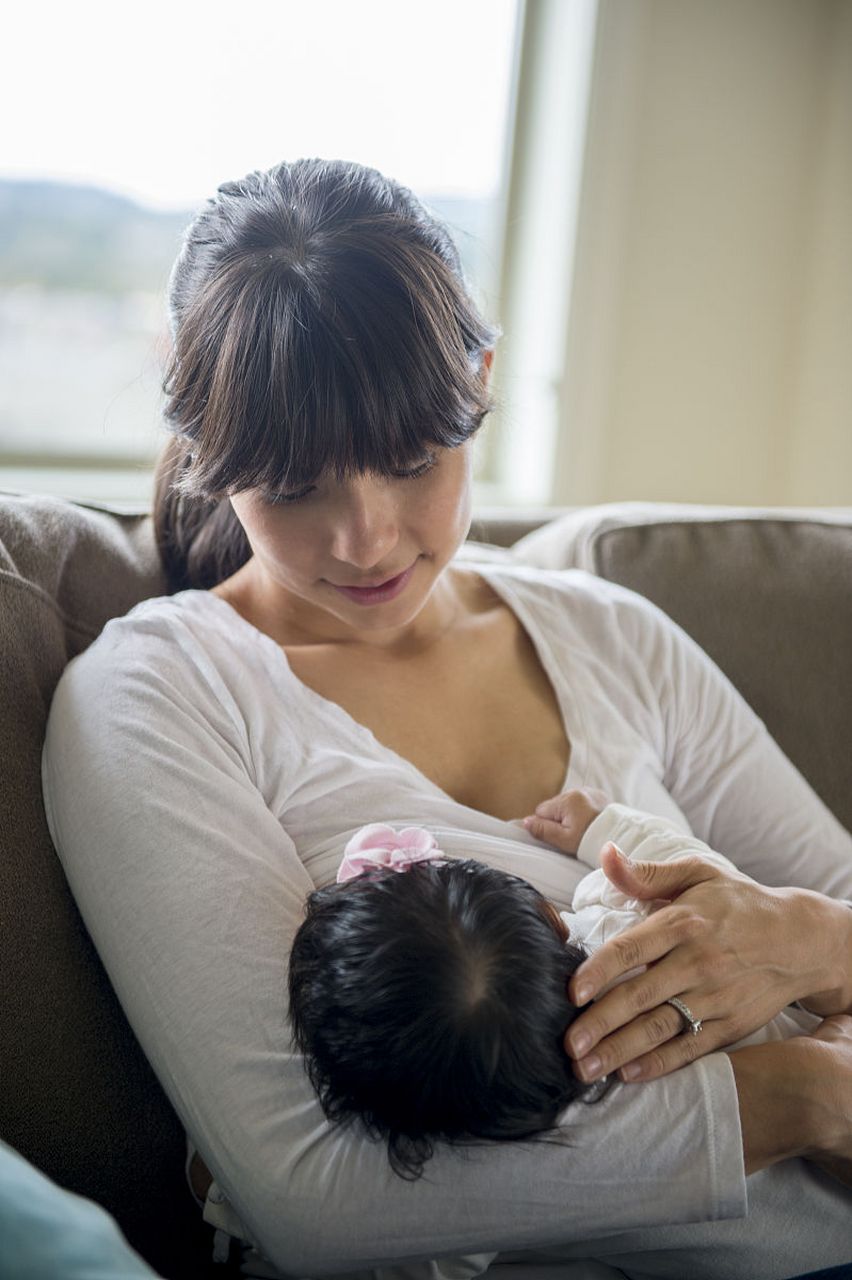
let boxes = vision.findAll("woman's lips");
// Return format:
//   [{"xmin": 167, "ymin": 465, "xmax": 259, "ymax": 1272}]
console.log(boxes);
[{"xmin": 330, "ymin": 560, "xmax": 418, "ymax": 605}]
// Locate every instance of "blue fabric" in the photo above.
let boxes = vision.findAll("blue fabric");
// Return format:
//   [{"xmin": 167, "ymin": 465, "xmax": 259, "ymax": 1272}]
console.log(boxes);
[{"xmin": 0, "ymin": 1139, "xmax": 159, "ymax": 1279}]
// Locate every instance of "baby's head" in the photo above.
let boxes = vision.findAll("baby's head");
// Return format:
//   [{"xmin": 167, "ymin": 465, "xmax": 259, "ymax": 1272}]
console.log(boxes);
[{"xmin": 288, "ymin": 827, "xmax": 589, "ymax": 1179}]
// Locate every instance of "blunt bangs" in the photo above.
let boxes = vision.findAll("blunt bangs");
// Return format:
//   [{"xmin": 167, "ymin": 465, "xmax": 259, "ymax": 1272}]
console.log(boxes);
[{"xmin": 163, "ymin": 226, "xmax": 497, "ymax": 501}]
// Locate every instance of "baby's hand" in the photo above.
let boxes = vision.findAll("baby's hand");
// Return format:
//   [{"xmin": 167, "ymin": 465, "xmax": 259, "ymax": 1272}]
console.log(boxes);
[{"xmin": 522, "ymin": 787, "xmax": 609, "ymax": 855}]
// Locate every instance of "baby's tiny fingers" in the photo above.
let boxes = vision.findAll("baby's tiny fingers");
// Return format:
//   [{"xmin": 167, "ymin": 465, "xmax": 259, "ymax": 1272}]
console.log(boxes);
[
  {"xmin": 523, "ymin": 814, "xmax": 580, "ymax": 854},
  {"xmin": 533, "ymin": 795, "xmax": 573, "ymax": 821}
]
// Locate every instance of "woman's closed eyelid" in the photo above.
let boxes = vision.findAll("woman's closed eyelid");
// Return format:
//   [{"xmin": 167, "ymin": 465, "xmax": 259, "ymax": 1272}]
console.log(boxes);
[
  {"xmin": 264, "ymin": 486, "xmax": 316, "ymax": 506},
  {"xmin": 393, "ymin": 454, "xmax": 437, "ymax": 481},
  {"xmin": 264, "ymin": 454, "xmax": 438, "ymax": 505}
]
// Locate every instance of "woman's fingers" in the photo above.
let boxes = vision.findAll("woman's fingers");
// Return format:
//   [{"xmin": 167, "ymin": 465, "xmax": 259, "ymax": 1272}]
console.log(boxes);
[
  {"xmin": 566, "ymin": 999, "xmax": 693, "ymax": 1082},
  {"xmin": 567, "ymin": 900, "xmax": 706, "ymax": 1009},
  {"xmin": 618, "ymin": 1011, "xmax": 852, "ymax": 1087},
  {"xmin": 808, "ymin": 1012, "xmax": 852, "ymax": 1045},
  {"xmin": 566, "ymin": 949, "xmax": 706, "ymax": 1074},
  {"xmin": 598, "ymin": 842, "xmax": 722, "ymax": 903},
  {"xmin": 613, "ymin": 1022, "xmax": 717, "ymax": 1082}
]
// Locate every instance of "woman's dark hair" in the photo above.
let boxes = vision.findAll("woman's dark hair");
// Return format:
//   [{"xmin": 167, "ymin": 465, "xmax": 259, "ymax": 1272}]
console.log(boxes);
[
  {"xmin": 288, "ymin": 859, "xmax": 592, "ymax": 1180},
  {"xmin": 154, "ymin": 157, "xmax": 501, "ymax": 591}
]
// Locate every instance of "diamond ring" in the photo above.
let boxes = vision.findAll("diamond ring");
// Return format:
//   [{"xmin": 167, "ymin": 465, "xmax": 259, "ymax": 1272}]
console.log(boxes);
[{"xmin": 665, "ymin": 995, "xmax": 703, "ymax": 1036}]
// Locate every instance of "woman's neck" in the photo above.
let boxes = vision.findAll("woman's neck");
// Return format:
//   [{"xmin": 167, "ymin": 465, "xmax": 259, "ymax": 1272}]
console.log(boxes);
[{"xmin": 210, "ymin": 559, "xmax": 477, "ymax": 656}]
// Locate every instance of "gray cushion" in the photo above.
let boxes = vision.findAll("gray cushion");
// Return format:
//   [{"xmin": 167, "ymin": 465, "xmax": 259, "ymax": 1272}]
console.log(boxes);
[{"xmin": 0, "ymin": 494, "xmax": 210, "ymax": 1277}]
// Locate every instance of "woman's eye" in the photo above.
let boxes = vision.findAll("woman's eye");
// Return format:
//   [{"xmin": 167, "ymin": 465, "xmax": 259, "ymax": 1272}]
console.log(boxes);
[
  {"xmin": 265, "ymin": 487, "xmax": 315, "ymax": 506},
  {"xmin": 395, "ymin": 454, "xmax": 437, "ymax": 480},
  {"xmin": 264, "ymin": 455, "xmax": 436, "ymax": 506}
]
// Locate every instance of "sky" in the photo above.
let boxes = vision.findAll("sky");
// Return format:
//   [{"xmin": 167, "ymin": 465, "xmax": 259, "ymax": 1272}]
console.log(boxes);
[{"xmin": 2, "ymin": 0, "xmax": 519, "ymax": 211}]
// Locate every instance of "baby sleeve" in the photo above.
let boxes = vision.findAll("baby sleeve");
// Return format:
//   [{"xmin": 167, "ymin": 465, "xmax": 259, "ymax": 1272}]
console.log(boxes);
[{"xmin": 568, "ymin": 803, "xmax": 739, "ymax": 952}]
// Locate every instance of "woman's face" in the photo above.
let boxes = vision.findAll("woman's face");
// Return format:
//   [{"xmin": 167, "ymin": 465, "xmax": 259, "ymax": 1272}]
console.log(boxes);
[{"xmin": 228, "ymin": 438, "xmax": 475, "ymax": 643}]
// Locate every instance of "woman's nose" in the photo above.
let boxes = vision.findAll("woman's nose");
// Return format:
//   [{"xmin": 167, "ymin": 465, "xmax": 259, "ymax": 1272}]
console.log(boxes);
[{"xmin": 327, "ymin": 478, "xmax": 400, "ymax": 569}]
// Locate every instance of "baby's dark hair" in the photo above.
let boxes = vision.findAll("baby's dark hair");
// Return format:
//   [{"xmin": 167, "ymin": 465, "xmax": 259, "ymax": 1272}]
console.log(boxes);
[{"xmin": 288, "ymin": 859, "xmax": 590, "ymax": 1180}]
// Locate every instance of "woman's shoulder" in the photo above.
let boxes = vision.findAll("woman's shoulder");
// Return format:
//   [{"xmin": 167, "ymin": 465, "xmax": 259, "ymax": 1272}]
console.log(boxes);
[
  {"xmin": 460, "ymin": 554, "xmax": 629, "ymax": 597},
  {"xmin": 461, "ymin": 557, "xmax": 672, "ymax": 631},
  {"xmin": 73, "ymin": 588, "xmax": 240, "ymax": 663},
  {"xmin": 44, "ymin": 588, "xmax": 279, "ymax": 778},
  {"xmin": 53, "ymin": 588, "xmax": 267, "ymax": 711}
]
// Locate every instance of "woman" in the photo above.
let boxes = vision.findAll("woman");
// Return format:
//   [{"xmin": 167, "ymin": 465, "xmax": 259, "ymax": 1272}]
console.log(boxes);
[{"xmin": 42, "ymin": 158, "xmax": 852, "ymax": 1278}]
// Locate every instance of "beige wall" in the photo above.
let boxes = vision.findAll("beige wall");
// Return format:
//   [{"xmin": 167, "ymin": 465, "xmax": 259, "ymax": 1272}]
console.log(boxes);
[{"xmin": 553, "ymin": 0, "xmax": 852, "ymax": 506}]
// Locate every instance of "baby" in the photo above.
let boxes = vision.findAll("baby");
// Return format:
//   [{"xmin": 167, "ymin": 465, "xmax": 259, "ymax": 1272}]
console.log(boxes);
[
  {"xmin": 287, "ymin": 791, "xmax": 738, "ymax": 1182},
  {"xmin": 289, "ymin": 835, "xmax": 590, "ymax": 1185},
  {"xmin": 201, "ymin": 796, "xmax": 811, "ymax": 1280}
]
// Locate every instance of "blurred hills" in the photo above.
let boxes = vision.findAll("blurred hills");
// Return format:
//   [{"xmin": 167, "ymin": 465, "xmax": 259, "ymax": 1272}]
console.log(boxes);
[
  {"xmin": 0, "ymin": 180, "xmax": 190, "ymax": 292},
  {"xmin": 0, "ymin": 178, "xmax": 495, "ymax": 293}
]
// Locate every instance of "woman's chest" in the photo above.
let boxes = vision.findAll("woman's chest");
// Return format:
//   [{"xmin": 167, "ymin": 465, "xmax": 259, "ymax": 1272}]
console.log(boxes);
[{"xmin": 283, "ymin": 607, "xmax": 571, "ymax": 823}]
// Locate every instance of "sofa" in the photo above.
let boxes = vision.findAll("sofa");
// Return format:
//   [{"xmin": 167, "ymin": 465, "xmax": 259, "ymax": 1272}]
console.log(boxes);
[{"xmin": 1, "ymin": 491, "xmax": 850, "ymax": 1279}]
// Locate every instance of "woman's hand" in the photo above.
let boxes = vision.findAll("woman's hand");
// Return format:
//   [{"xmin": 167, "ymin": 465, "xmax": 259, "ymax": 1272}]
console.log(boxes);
[{"xmin": 564, "ymin": 845, "xmax": 852, "ymax": 1084}]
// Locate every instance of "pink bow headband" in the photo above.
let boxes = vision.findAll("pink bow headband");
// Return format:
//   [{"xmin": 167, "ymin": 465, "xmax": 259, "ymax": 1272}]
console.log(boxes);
[{"xmin": 337, "ymin": 823, "xmax": 448, "ymax": 883}]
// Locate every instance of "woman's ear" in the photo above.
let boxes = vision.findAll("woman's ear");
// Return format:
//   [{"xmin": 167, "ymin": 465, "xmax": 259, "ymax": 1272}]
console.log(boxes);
[{"xmin": 480, "ymin": 348, "xmax": 495, "ymax": 383}]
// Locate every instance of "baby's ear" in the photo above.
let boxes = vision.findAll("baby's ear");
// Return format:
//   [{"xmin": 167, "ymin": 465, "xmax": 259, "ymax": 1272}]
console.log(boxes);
[{"xmin": 539, "ymin": 897, "xmax": 570, "ymax": 942}]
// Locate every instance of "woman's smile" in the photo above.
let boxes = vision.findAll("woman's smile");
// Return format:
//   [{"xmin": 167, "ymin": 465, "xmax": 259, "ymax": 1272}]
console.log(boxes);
[{"xmin": 327, "ymin": 558, "xmax": 420, "ymax": 606}]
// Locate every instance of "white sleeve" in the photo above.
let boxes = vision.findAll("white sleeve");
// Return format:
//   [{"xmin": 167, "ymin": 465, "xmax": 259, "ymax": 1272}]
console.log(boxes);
[
  {"xmin": 575, "ymin": 802, "xmax": 740, "ymax": 876},
  {"xmin": 614, "ymin": 589, "xmax": 852, "ymax": 898},
  {"xmin": 41, "ymin": 627, "xmax": 747, "ymax": 1276}
]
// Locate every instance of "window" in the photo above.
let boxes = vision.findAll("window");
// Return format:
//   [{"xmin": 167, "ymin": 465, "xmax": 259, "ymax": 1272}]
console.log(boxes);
[{"xmin": 0, "ymin": 0, "xmax": 520, "ymax": 506}]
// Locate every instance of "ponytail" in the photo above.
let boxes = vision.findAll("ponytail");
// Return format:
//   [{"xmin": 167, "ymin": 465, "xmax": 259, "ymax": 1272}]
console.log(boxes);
[{"xmin": 152, "ymin": 437, "xmax": 251, "ymax": 591}]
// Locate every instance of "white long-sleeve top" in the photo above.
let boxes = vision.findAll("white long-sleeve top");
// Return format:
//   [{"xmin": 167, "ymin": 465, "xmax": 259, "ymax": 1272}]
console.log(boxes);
[{"xmin": 41, "ymin": 563, "xmax": 852, "ymax": 1278}]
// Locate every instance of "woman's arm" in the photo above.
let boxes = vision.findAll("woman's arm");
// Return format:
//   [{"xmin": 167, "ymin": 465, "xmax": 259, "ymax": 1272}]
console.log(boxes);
[
  {"xmin": 41, "ymin": 618, "xmax": 751, "ymax": 1274},
  {"xmin": 555, "ymin": 589, "xmax": 852, "ymax": 1081},
  {"xmin": 729, "ymin": 1015, "xmax": 852, "ymax": 1186}
]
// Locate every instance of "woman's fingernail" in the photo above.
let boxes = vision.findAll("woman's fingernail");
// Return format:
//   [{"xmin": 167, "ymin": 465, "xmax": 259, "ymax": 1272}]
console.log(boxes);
[
  {"xmin": 580, "ymin": 1054, "xmax": 602, "ymax": 1080},
  {"xmin": 620, "ymin": 1062, "xmax": 642, "ymax": 1081},
  {"xmin": 575, "ymin": 983, "xmax": 593, "ymax": 1004},
  {"xmin": 522, "ymin": 817, "xmax": 534, "ymax": 828},
  {"xmin": 571, "ymin": 1030, "xmax": 592, "ymax": 1056}
]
